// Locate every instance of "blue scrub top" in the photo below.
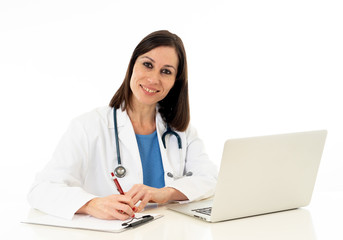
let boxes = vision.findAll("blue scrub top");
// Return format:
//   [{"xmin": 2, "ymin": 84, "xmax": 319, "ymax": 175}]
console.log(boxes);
[{"xmin": 135, "ymin": 131, "xmax": 165, "ymax": 188}]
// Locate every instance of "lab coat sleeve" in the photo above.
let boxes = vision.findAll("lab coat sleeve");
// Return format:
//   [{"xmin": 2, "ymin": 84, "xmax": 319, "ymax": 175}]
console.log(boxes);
[
  {"xmin": 166, "ymin": 125, "xmax": 218, "ymax": 202},
  {"xmin": 27, "ymin": 118, "xmax": 97, "ymax": 219}
]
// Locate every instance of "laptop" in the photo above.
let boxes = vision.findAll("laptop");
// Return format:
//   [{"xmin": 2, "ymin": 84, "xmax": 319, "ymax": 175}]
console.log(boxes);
[{"xmin": 168, "ymin": 130, "xmax": 327, "ymax": 222}]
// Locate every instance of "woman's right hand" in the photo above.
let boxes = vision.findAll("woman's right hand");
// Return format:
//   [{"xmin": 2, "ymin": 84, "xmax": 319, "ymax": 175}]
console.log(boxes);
[{"xmin": 76, "ymin": 194, "xmax": 136, "ymax": 220}]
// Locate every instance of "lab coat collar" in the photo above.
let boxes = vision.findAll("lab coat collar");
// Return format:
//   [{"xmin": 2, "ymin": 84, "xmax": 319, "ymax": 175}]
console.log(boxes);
[
  {"xmin": 107, "ymin": 107, "xmax": 130, "ymax": 129},
  {"xmin": 107, "ymin": 106, "xmax": 167, "ymax": 134}
]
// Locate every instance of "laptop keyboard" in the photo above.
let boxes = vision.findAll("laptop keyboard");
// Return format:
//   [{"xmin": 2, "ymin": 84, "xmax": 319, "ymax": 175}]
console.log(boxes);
[{"xmin": 192, "ymin": 207, "xmax": 212, "ymax": 216}]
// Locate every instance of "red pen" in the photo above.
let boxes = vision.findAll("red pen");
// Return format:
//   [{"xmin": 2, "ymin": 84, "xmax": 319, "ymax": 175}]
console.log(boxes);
[
  {"xmin": 110, "ymin": 172, "xmax": 136, "ymax": 216},
  {"xmin": 111, "ymin": 172, "xmax": 124, "ymax": 195}
]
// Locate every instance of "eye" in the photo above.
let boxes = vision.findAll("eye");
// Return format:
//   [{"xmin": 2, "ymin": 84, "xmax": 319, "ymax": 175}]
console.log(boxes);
[
  {"xmin": 161, "ymin": 69, "xmax": 172, "ymax": 75},
  {"xmin": 143, "ymin": 62, "xmax": 153, "ymax": 69}
]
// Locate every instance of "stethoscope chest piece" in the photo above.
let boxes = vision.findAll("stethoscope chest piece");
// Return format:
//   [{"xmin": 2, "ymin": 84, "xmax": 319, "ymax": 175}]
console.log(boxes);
[
  {"xmin": 113, "ymin": 109, "xmax": 126, "ymax": 178},
  {"xmin": 114, "ymin": 165, "xmax": 126, "ymax": 178}
]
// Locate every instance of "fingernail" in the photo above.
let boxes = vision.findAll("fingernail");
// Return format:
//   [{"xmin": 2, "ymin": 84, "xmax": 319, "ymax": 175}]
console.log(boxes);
[
  {"xmin": 132, "ymin": 214, "xmax": 135, "ymax": 218},
  {"xmin": 133, "ymin": 206, "xmax": 137, "ymax": 212}
]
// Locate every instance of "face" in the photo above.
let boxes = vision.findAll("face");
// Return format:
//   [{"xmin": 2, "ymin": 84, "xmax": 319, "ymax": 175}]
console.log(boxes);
[{"xmin": 130, "ymin": 46, "xmax": 178, "ymax": 108}]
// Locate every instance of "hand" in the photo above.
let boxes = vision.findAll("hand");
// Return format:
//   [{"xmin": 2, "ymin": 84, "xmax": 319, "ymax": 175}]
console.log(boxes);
[
  {"xmin": 77, "ymin": 194, "xmax": 136, "ymax": 220},
  {"xmin": 126, "ymin": 184, "xmax": 188, "ymax": 212}
]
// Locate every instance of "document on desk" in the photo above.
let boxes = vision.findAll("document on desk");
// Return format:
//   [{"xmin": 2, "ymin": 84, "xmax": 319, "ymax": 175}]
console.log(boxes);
[{"xmin": 22, "ymin": 209, "xmax": 163, "ymax": 233}]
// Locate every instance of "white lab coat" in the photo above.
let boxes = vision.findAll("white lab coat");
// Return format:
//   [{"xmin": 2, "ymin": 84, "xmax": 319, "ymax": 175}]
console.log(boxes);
[{"xmin": 28, "ymin": 106, "xmax": 218, "ymax": 219}]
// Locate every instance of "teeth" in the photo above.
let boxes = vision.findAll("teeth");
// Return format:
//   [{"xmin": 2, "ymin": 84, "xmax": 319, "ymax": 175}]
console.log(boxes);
[{"xmin": 142, "ymin": 85, "xmax": 158, "ymax": 93}]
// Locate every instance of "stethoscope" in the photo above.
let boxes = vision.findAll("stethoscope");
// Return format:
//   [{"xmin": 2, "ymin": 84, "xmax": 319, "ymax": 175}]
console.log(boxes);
[{"xmin": 113, "ymin": 108, "xmax": 192, "ymax": 178}]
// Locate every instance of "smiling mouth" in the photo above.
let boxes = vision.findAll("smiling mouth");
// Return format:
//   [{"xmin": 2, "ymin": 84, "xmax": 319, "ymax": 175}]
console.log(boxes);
[{"xmin": 141, "ymin": 85, "xmax": 160, "ymax": 93}]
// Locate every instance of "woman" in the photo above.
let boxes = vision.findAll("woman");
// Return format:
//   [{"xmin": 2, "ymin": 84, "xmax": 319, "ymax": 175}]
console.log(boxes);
[{"xmin": 28, "ymin": 30, "xmax": 217, "ymax": 220}]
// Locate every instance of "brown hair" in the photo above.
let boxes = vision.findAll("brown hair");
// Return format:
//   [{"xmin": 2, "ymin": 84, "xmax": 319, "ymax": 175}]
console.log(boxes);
[{"xmin": 109, "ymin": 30, "xmax": 190, "ymax": 132}]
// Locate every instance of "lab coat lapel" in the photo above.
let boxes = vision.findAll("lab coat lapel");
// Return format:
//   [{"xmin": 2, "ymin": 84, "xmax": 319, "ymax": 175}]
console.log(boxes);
[
  {"xmin": 155, "ymin": 112, "xmax": 173, "ymax": 184},
  {"xmin": 108, "ymin": 107, "xmax": 173, "ymax": 184},
  {"xmin": 110, "ymin": 108, "xmax": 143, "ymax": 180},
  {"xmin": 116, "ymin": 109, "xmax": 141, "ymax": 161}
]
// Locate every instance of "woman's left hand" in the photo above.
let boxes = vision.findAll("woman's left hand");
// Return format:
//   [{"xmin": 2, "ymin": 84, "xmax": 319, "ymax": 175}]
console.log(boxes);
[{"xmin": 126, "ymin": 184, "xmax": 187, "ymax": 212}]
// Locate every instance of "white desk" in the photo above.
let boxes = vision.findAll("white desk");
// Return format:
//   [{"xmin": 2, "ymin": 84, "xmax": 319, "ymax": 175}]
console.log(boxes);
[{"xmin": 3, "ymin": 191, "xmax": 343, "ymax": 240}]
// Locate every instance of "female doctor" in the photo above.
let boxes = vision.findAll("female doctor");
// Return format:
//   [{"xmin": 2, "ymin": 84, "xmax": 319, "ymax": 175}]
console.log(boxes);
[{"xmin": 28, "ymin": 30, "xmax": 217, "ymax": 220}]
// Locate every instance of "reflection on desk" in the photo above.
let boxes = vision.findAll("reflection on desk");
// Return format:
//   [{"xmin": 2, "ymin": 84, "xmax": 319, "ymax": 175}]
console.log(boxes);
[
  {"xmin": 157, "ymin": 208, "xmax": 315, "ymax": 240},
  {"xmin": 210, "ymin": 209, "xmax": 315, "ymax": 240},
  {"xmin": 5, "ymin": 191, "xmax": 343, "ymax": 240},
  {"xmin": 19, "ymin": 207, "xmax": 315, "ymax": 240}
]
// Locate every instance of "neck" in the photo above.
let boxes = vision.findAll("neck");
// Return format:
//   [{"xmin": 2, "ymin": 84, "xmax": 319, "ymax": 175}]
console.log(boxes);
[{"xmin": 128, "ymin": 101, "xmax": 157, "ymax": 135}]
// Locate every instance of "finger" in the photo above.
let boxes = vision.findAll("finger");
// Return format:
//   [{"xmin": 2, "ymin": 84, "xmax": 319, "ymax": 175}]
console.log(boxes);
[
  {"xmin": 111, "ymin": 209, "xmax": 132, "ymax": 221},
  {"xmin": 118, "ymin": 202, "xmax": 136, "ymax": 217},
  {"xmin": 126, "ymin": 184, "xmax": 142, "ymax": 198},
  {"xmin": 136, "ymin": 191, "xmax": 152, "ymax": 212},
  {"xmin": 131, "ymin": 191, "xmax": 146, "ymax": 206},
  {"xmin": 113, "ymin": 195, "xmax": 138, "ymax": 216},
  {"xmin": 126, "ymin": 185, "xmax": 146, "ymax": 206},
  {"xmin": 101, "ymin": 199, "xmax": 134, "ymax": 220},
  {"xmin": 114, "ymin": 194, "xmax": 137, "ymax": 210},
  {"xmin": 86, "ymin": 196, "xmax": 136, "ymax": 220}
]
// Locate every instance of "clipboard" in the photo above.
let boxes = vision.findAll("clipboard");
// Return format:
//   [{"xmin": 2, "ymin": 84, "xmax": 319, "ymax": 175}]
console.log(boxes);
[{"xmin": 22, "ymin": 209, "xmax": 163, "ymax": 233}]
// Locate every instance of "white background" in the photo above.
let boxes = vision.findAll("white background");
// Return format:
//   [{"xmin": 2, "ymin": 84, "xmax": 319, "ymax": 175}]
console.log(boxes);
[{"xmin": 0, "ymin": 0, "xmax": 342, "ymax": 211}]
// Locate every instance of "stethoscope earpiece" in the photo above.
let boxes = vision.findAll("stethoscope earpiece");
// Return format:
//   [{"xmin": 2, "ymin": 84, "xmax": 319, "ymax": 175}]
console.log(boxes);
[
  {"xmin": 167, "ymin": 172, "xmax": 174, "ymax": 178},
  {"xmin": 185, "ymin": 172, "xmax": 193, "ymax": 177},
  {"xmin": 167, "ymin": 171, "xmax": 193, "ymax": 178}
]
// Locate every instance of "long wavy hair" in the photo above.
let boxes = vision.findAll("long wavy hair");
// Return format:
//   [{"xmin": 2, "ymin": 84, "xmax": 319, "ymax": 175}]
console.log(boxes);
[{"xmin": 109, "ymin": 30, "xmax": 190, "ymax": 132}]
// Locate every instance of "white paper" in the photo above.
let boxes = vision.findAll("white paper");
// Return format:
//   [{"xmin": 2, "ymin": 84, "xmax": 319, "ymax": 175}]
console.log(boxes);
[{"xmin": 22, "ymin": 209, "xmax": 163, "ymax": 233}]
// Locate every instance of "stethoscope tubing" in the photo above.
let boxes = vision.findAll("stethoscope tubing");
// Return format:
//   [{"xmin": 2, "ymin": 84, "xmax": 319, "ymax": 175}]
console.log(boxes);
[
  {"xmin": 113, "ymin": 107, "xmax": 122, "ymax": 165},
  {"xmin": 112, "ymin": 108, "xmax": 191, "ymax": 179}
]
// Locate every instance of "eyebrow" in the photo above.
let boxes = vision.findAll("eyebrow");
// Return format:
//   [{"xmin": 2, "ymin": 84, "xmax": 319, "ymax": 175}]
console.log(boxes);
[{"xmin": 141, "ymin": 56, "xmax": 177, "ymax": 71}]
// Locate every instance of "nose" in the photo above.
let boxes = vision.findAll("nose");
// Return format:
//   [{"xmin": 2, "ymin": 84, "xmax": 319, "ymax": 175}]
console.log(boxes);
[{"xmin": 147, "ymin": 69, "xmax": 160, "ymax": 84}]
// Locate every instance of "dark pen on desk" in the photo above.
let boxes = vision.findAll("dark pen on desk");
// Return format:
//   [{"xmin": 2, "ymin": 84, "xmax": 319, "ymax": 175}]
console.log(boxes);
[
  {"xmin": 122, "ymin": 215, "xmax": 154, "ymax": 228},
  {"xmin": 110, "ymin": 172, "xmax": 137, "ymax": 215}
]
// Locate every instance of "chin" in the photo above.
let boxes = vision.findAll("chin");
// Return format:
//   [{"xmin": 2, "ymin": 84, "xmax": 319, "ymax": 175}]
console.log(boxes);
[{"xmin": 137, "ymin": 97, "xmax": 160, "ymax": 107}]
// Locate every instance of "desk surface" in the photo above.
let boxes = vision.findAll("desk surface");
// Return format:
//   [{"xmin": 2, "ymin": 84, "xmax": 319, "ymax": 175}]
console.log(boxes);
[{"xmin": 2, "ymin": 191, "xmax": 343, "ymax": 240}]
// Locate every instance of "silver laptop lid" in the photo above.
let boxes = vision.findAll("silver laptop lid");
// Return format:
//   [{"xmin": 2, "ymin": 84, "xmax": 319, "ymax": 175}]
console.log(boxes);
[{"xmin": 211, "ymin": 130, "xmax": 327, "ymax": 222}]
